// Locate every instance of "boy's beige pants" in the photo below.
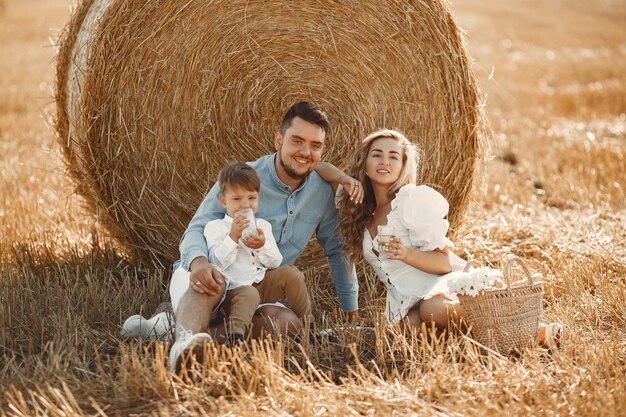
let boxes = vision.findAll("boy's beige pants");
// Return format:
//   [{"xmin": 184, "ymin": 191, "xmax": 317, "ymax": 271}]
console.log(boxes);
[{"xmin": 220, "ymin": 265, "xmax": 311, "ymax": 335}]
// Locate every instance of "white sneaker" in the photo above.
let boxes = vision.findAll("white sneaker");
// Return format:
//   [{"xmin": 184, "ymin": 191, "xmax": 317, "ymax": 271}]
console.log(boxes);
[
  {"xmin": 168, "ymin": 330, "xmax": 213, "ymax": 374},
  {"xmin": 121, "ymin": 311, "xmax": 174, "ymax": 341}
]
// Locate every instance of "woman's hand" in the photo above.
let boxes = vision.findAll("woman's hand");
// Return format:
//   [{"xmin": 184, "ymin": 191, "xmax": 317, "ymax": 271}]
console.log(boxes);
[
  {"xmin": 383, "ymin": 242, "xmax": 453, "ymax": 274},
  {"xmin": 341, "ymin": 175, "xmax": 363, "ymax": 204},
  {"xmin": 383, "ymin": 237, "xmax": 409, "ymax": 262}
]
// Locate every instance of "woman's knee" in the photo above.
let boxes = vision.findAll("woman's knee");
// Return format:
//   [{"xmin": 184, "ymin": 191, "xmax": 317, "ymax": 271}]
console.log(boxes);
[
  {"xmin": 273, "ymin": 308, "xmax": 302, "ymax": 334},
  {"xmin": 403, "ymin": 306, "xmax": 422, "ymax": 329},
  {"xmin": 419, "ymin": 297, "xmax": 450, "ymax": 328},
  {"xmin": 252, "ymin": 305, "xmax": 301, "ymax": 338}
]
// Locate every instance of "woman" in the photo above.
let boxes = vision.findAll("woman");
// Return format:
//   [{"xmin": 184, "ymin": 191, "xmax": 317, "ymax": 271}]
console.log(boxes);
[{"xmin": 317, "ymin": 129, "xmax": 562, "ymax": 346}]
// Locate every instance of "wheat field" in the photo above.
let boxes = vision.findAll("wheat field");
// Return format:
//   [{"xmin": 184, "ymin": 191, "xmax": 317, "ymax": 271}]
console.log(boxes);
[{"xmin": 1, "ymin": 0, "xmax": 625, "ymax": 416}]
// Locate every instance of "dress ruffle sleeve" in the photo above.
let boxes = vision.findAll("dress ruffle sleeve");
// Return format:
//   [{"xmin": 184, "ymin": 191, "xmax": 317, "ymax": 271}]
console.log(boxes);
[{"xmin": 391, "ymin": 184, "xmax": 453, "ymax": 251}]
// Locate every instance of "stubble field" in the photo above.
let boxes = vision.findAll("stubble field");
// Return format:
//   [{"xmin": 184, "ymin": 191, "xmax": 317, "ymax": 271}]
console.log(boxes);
[{"xmin": 1, "ymin": 0, "xmax": 625, "ymax": 416}]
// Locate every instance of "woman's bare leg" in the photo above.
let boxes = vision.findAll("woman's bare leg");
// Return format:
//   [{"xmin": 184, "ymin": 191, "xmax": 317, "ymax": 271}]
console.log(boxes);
[
  {"xmin": 249, "ymin": 305, "xmax": 302, "ymax": 339},
  {"xmin": 418, "ymin": 294, "xmax": 465, "ymax": 330},
  {"xmin": 402, "ymin": 305, "xmax": 422, "ymax": 330}
]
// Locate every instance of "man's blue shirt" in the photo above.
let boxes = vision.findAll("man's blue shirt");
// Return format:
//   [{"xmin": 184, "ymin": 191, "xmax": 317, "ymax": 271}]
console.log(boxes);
[{"xmin": 175, "ymin": 153, "xmax": 359, "ymax": 312}]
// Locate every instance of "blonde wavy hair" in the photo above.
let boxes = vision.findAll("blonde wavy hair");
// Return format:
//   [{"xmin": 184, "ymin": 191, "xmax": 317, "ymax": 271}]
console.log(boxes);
[{"xmin": 338, "ymin": 129, "xmax": 421, "ymax": 262}]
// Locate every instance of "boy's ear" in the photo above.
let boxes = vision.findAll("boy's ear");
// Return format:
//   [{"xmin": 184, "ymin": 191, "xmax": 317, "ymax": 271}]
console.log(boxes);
[{"xmin": 219, "ymin": 194, "xmax": 227, "ymax": 208}]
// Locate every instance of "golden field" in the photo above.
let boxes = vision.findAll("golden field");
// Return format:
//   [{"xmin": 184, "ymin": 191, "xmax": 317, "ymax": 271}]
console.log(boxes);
[{"xmin": 1, "ymin": 0, "xmax": 624, "ymax": 416}]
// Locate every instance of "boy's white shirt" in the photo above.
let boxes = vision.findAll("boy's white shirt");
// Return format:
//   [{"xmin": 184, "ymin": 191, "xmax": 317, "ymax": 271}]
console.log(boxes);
[{"xmin": 204, "ymin": 214, "xmax": 282, "ymax": 289}]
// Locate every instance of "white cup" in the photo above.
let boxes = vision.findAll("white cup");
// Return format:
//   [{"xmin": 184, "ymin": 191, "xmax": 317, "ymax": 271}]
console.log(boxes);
[
  {"xmin": 377, "ymin": 225, "xmax": 395, "ymax": 246},
  {"xmin": 238, "ymin": 208, "xmax": 258, "ymax": 238}
]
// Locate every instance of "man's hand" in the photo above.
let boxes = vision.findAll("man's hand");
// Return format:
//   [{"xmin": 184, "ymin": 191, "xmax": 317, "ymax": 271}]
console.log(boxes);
[
  {"xmin": 229, "ymin": 213, "xmax": 250, "ymax": 242},
  {"xmin": 242, "ymin": 228, "xmax": 265, "ymax": 250},
  {"xmin": 341, "ymin": 175, "xmax": 363, "ymax": 204},
  {"xmin": 189, "ymin": 257, "xmax": 224, "ymax": 296}
]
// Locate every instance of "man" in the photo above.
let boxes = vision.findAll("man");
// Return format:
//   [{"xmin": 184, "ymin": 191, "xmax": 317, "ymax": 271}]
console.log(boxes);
[{"xmin": 168, "ymin": 101, "xmax": 359, "ymax": 372}]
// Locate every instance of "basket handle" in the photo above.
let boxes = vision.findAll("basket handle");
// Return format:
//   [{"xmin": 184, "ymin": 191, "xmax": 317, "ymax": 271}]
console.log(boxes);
[
  {"xmin": 504, "ymin": 256, "xmax": 535, "ymax": 289},
  {"xmin": 463, "ymin": 259, "xmax": 480, "ymax": 272}
]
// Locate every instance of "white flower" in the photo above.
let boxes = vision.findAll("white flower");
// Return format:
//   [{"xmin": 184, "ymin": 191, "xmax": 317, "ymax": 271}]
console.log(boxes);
[{"xmin": 445, "ymin": 267, "xmax": 504, "ymax": 296}]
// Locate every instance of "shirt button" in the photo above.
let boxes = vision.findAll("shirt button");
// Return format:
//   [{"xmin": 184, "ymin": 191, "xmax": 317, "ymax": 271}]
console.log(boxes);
[{"xmin": 289, "ymin": 211, "xmax": 293, "ymax": 214}]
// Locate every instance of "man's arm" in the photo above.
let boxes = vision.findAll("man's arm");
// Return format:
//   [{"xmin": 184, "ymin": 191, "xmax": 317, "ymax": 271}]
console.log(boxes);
[
  {"xmin": 179, "ymin": 182, "xmax": 226, "ymax": 271},
  {"xmin": 315, "ymin": 192, "xmax": 359, "ymax": 314},
  {"xmin": 179, "ymin": 183, "xmax": 227, "ymax": 295},
  {"xmin": 314, "ymin": 161, "xmax": 346, "ymax": 189},
  {"xmin": 315, "ymin": 162, "xmax": 364, "ymax": 204}
]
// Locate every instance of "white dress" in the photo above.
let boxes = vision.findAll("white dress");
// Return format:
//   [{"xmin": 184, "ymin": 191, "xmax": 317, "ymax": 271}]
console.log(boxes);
[{"xmin": 362, "ymin": 184, "xmax": 466, "ymax": 320}]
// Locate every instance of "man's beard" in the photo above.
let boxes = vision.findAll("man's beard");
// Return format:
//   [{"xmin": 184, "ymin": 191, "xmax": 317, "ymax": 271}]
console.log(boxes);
[{"xmin": 278, "ymin": 153, "xmax": 312, "ymax": 180}]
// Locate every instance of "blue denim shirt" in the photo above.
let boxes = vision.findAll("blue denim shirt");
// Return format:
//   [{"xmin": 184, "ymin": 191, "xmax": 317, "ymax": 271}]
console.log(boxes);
[{"xmin": 175, "ymin": 153, "xmax": 359, "ymax": 312}]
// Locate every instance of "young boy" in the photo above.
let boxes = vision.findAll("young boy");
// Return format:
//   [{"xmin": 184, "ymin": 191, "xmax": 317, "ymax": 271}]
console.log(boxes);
[{"xmin": 203, "ymin": 161, "xmax": 284, "ymax": 343}]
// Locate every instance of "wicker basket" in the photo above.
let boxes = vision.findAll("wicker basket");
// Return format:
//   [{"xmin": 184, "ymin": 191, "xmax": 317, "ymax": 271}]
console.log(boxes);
[{"xmin": 458, "ymin": 257, "xmax": 544, "ymax": 354}]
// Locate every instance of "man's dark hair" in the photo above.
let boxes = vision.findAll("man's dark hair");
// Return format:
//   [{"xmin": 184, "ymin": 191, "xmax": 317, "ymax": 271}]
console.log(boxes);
[
  {"xmin": 218, "ymin": 161, "xmax": 260, "ymax": 193},
  {"xmin": 279, "ymin": 101, "xmax": 331, "ymax": 136}
]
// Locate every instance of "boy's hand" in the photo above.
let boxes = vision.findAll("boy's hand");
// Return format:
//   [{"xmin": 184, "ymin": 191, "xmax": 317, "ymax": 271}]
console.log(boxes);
[
  {"xmin": 229, "ymin": 213, "xmax": 250, "ymax": 242},
  {"xmin": 242, "ymin": 228, "xmax": 265, "ymax": 249},
  {"xmin": 341, "ymin": 175, "xmax": 363, "ymax": 204}
]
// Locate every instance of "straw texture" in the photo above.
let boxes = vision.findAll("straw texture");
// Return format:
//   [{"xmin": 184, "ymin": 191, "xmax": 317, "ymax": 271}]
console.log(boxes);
[
  {"xmin": 458, "ymin": 257, "xmax": 544, "ymax": 354},
  {"xmin": 55, "ymin": 0, "xmax": 486, "ymax": 267}
]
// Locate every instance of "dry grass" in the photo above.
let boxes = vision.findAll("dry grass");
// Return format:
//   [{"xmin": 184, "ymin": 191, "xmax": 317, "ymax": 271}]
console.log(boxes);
[
  {"xmin": 54, "ymin": 0, "xmax": 485, "ymax": 267},
  {"xmin": 1, "ymin": 0, "xmax": 625, "ymax": 416}
]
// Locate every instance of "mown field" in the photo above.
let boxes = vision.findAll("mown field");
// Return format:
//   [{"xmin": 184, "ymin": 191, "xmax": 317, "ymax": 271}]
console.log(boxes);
[{"xmin": 1, "ymin": 0, "xmax": 625, "ymax": 416}]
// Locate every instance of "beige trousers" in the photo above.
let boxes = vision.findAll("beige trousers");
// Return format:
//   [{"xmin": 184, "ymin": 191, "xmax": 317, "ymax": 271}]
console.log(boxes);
[{"xmin": 220, "ymin": 265, "xmax": 311, "ymax": 335}]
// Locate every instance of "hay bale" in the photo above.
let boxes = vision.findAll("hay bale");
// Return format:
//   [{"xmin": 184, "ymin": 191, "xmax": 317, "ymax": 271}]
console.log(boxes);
[{"xmin": 55, "ymin": 0, "xmax": 486, "ymax": 268}]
